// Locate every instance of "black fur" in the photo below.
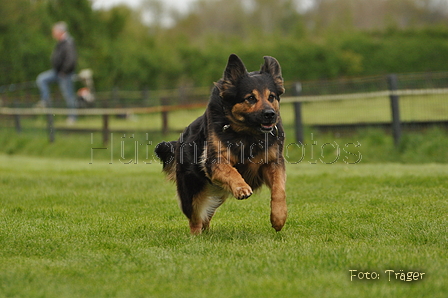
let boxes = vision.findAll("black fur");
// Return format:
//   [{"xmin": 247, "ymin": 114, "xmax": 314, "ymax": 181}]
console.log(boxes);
[{"xmin": 155, "ymin": 54, "xmax": 287, "ymax": 234}]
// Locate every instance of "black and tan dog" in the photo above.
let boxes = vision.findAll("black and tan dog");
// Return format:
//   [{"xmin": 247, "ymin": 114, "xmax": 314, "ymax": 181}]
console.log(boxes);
[{"xmin": 155, "ymin": 54, "xmax": 287, "ymax": 234}]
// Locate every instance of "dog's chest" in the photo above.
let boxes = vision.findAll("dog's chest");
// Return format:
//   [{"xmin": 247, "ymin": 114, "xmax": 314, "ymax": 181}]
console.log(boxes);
[{"xmin": 234, "ymin": 161, "xmax": 265, "ymax": 190}]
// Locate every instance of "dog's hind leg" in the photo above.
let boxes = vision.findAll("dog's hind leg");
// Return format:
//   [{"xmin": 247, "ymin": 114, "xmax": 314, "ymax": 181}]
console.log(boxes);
[
  {"xmin": 189, "ymin": 189, "xmax": 226, "ymax": 234},
  {"xmin": 200, "ymin": 196, "xmax": 227, "ymax": 232},
  {"xmin": 176, "ymin": 173, "xmax": 226, "ymax": 234}
]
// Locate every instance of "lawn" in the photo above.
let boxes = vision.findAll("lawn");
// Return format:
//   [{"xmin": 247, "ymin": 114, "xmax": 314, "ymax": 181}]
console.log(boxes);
[
  {"xmin": 1, "ymin": 154, "xmax": 447, "ymax": 297},
  {"xmin": 291, "ymin": 94, "xmax": 448, "ymax": 125}
]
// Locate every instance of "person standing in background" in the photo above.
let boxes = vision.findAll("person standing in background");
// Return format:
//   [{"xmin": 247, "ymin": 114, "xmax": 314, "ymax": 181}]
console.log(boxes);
[{"xmin": 36, "ymin": 21, "xmax": 77, "ymax": 125}]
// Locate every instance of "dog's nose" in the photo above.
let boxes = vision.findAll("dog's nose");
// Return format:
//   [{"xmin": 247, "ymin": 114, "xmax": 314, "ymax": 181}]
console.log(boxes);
[{"xmin": 263, "ymin": 109, "xmax": 276, "ymax": 121}]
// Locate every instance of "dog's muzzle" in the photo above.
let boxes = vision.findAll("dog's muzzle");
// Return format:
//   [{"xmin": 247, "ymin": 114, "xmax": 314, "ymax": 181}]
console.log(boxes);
[{"xmin": 260, "ymin": 109, "xmax": 277, "ymax": 133}]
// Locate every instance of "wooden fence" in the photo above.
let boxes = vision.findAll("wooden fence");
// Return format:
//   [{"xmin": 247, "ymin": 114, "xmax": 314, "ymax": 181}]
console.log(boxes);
[
  {"xmin": 1, "ymin": 73, "xmax": 448, "ymax": 146},
  {"xmin": 0, "ymin": 103, "xmax": 207, "ymax": 144}
]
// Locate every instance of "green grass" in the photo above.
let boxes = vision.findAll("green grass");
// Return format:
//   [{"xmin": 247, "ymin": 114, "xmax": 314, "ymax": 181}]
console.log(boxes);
[
  {"xmin": 1, "ymin": 155, "xmax": 447, "ymax": 297},
  {"xmin": 283, "ymin": 95, "xmax": 448, "ymax": 125},
  {"xmin": 2, "ymin": 120, "xmax": 447, "ymax": 163}
]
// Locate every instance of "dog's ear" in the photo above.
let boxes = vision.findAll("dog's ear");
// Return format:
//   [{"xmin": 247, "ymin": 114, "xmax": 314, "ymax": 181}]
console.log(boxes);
[
  {"xmin": 215, "ymin": 54, "xmax": 247, "ymax": 97},
  {"xmin": 260, "ymin": 56, "xmax": 285, "ymax": 95},
  {"xmin": 224, "ymin": 54, "xmax": 247, "ymax": 83}
]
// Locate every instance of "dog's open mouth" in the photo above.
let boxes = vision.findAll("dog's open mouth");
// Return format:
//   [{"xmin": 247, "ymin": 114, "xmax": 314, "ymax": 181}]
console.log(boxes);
[{"xmin": 260, "ymin": 123, "xmax": 275, "ymax": 133}]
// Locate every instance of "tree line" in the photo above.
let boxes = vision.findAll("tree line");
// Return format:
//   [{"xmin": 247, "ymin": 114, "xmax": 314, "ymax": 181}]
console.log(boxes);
[{"xmin": 1, "ymin": 0, "xmax": 448, "ymax": 91}]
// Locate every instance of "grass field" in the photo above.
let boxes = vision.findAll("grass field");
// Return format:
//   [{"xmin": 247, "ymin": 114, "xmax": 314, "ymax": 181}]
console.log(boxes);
[
  {"xmin": 1, "ymin": 154, "xmax": 447, "ymax": 297},
  {"xmin": 296, "ymin": 94, "xmax": 448, "ymax": 124}
]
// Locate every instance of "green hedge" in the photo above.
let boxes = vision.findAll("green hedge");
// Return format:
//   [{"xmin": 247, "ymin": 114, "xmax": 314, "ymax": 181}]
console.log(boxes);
[{"xmin": 2, "ymin": 1, "xmax": 448, "ymax": 90}]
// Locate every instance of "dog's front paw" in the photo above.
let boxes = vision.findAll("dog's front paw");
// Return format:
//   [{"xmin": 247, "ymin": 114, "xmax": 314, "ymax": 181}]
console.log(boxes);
[{"xmin": 233, "ymin": 184, "xmax": 253, "ymax": 200}]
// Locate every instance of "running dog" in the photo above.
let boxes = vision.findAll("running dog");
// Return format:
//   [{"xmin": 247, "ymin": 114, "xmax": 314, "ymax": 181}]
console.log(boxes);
[{"xmin": 155, "ymin": 54, "xmax": 286, "ymax": 234}]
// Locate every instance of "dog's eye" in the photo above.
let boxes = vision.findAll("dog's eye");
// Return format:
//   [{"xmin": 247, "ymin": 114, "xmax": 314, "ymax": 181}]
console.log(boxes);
[
  {"xmin": 268, "ymin": 94, "xmax": 277, "ymax": 102},
  {"xmin": 245, "ymin": 96, "xmax": 257, "ymax": 104}
]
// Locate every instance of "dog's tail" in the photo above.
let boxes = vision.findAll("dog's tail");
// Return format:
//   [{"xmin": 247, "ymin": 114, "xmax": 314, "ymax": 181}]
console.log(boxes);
[{"xmin": 155, "ymin": 141, "xmax": 177, "ymax": 181}]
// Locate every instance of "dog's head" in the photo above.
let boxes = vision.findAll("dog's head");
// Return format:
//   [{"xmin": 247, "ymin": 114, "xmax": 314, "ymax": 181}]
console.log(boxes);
[{"xmin": 215, "ymin": 54, "xmax": 285, "ymax": 134}]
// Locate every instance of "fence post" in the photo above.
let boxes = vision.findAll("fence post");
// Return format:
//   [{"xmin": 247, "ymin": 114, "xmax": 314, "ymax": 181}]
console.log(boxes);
[
  {"xmin": 161, "ymin": 97, "xmax": 169, "ymax": 135},
  {"xmin": 111, "ymin": 87, "xmax": 120, "ymax": 108},
  {"xmin": 13, "ymin": 100, "xmax": 21, "ymax": 133},
  {"xmin": 47, "ymin": 109, "xmax": 55, "ymax": 143},
  {"xmin": 142, "ymin": 86, "xmax": 150, "ymax": 106},
  {"xmin": 387, "ymin": 74, "xmax": 401, "ymax": 147},
  {"xmin": 102, "ymin": 114, "xmax": 109, "ymax": 145},
  {"xmin": 292, "ymin": 82, "xmax": 304, "ymax": 144}
]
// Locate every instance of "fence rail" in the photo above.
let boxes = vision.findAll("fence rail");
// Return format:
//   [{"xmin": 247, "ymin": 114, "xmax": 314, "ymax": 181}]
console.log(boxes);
[
  {"xmin": 283, "ymin": 88, "xmax": 448, "ymax": 103},
  {"xmin": 0, "ymin": 103, "xmax": 207, "ymax": 116}
]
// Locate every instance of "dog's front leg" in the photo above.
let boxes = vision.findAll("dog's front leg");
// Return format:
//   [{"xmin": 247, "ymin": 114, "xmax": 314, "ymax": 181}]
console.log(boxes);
[
  {"xmin": 209, "ymin": 163, "xmax": 253, "ymax": 200},
  {"xmin": 263, "ymin": 162, "xmax": 287, "ymax": 231}
]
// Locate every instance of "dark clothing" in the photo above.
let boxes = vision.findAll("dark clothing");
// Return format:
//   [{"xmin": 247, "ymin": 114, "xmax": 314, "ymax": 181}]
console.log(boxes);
[{"xmin": 51, "ymin": 36, "xmax": 77, "ymax": 75}]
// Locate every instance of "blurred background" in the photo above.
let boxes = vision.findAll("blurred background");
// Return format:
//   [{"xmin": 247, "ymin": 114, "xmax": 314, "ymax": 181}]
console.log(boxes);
[
  {"xmin": 1, "ymin": 0, "xmax": 448, "ymax": 163},
  {"xmin": 2, "ymin": 0, "xmax": 448, "ymax": 89}
]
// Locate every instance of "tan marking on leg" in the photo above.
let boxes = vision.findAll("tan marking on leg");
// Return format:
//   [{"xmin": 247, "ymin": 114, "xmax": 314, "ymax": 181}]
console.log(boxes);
[
  {"xmin": 189, "ymin": 220, "xmax": 203, "ymax": 235},
  {"xmin": 205, "ymin": 132, "xmax": 253, "ymax": 200},
  {"xmin": 262, "ymin": 162, "xmax": 287, "ymax": 231},
  {"xmin": 210, "ymin": 163, "xmax": 253, "ymax": 200},
  {"xmin": 189, "ymin": 185, "xmax": 228, "ymax": 234}
]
